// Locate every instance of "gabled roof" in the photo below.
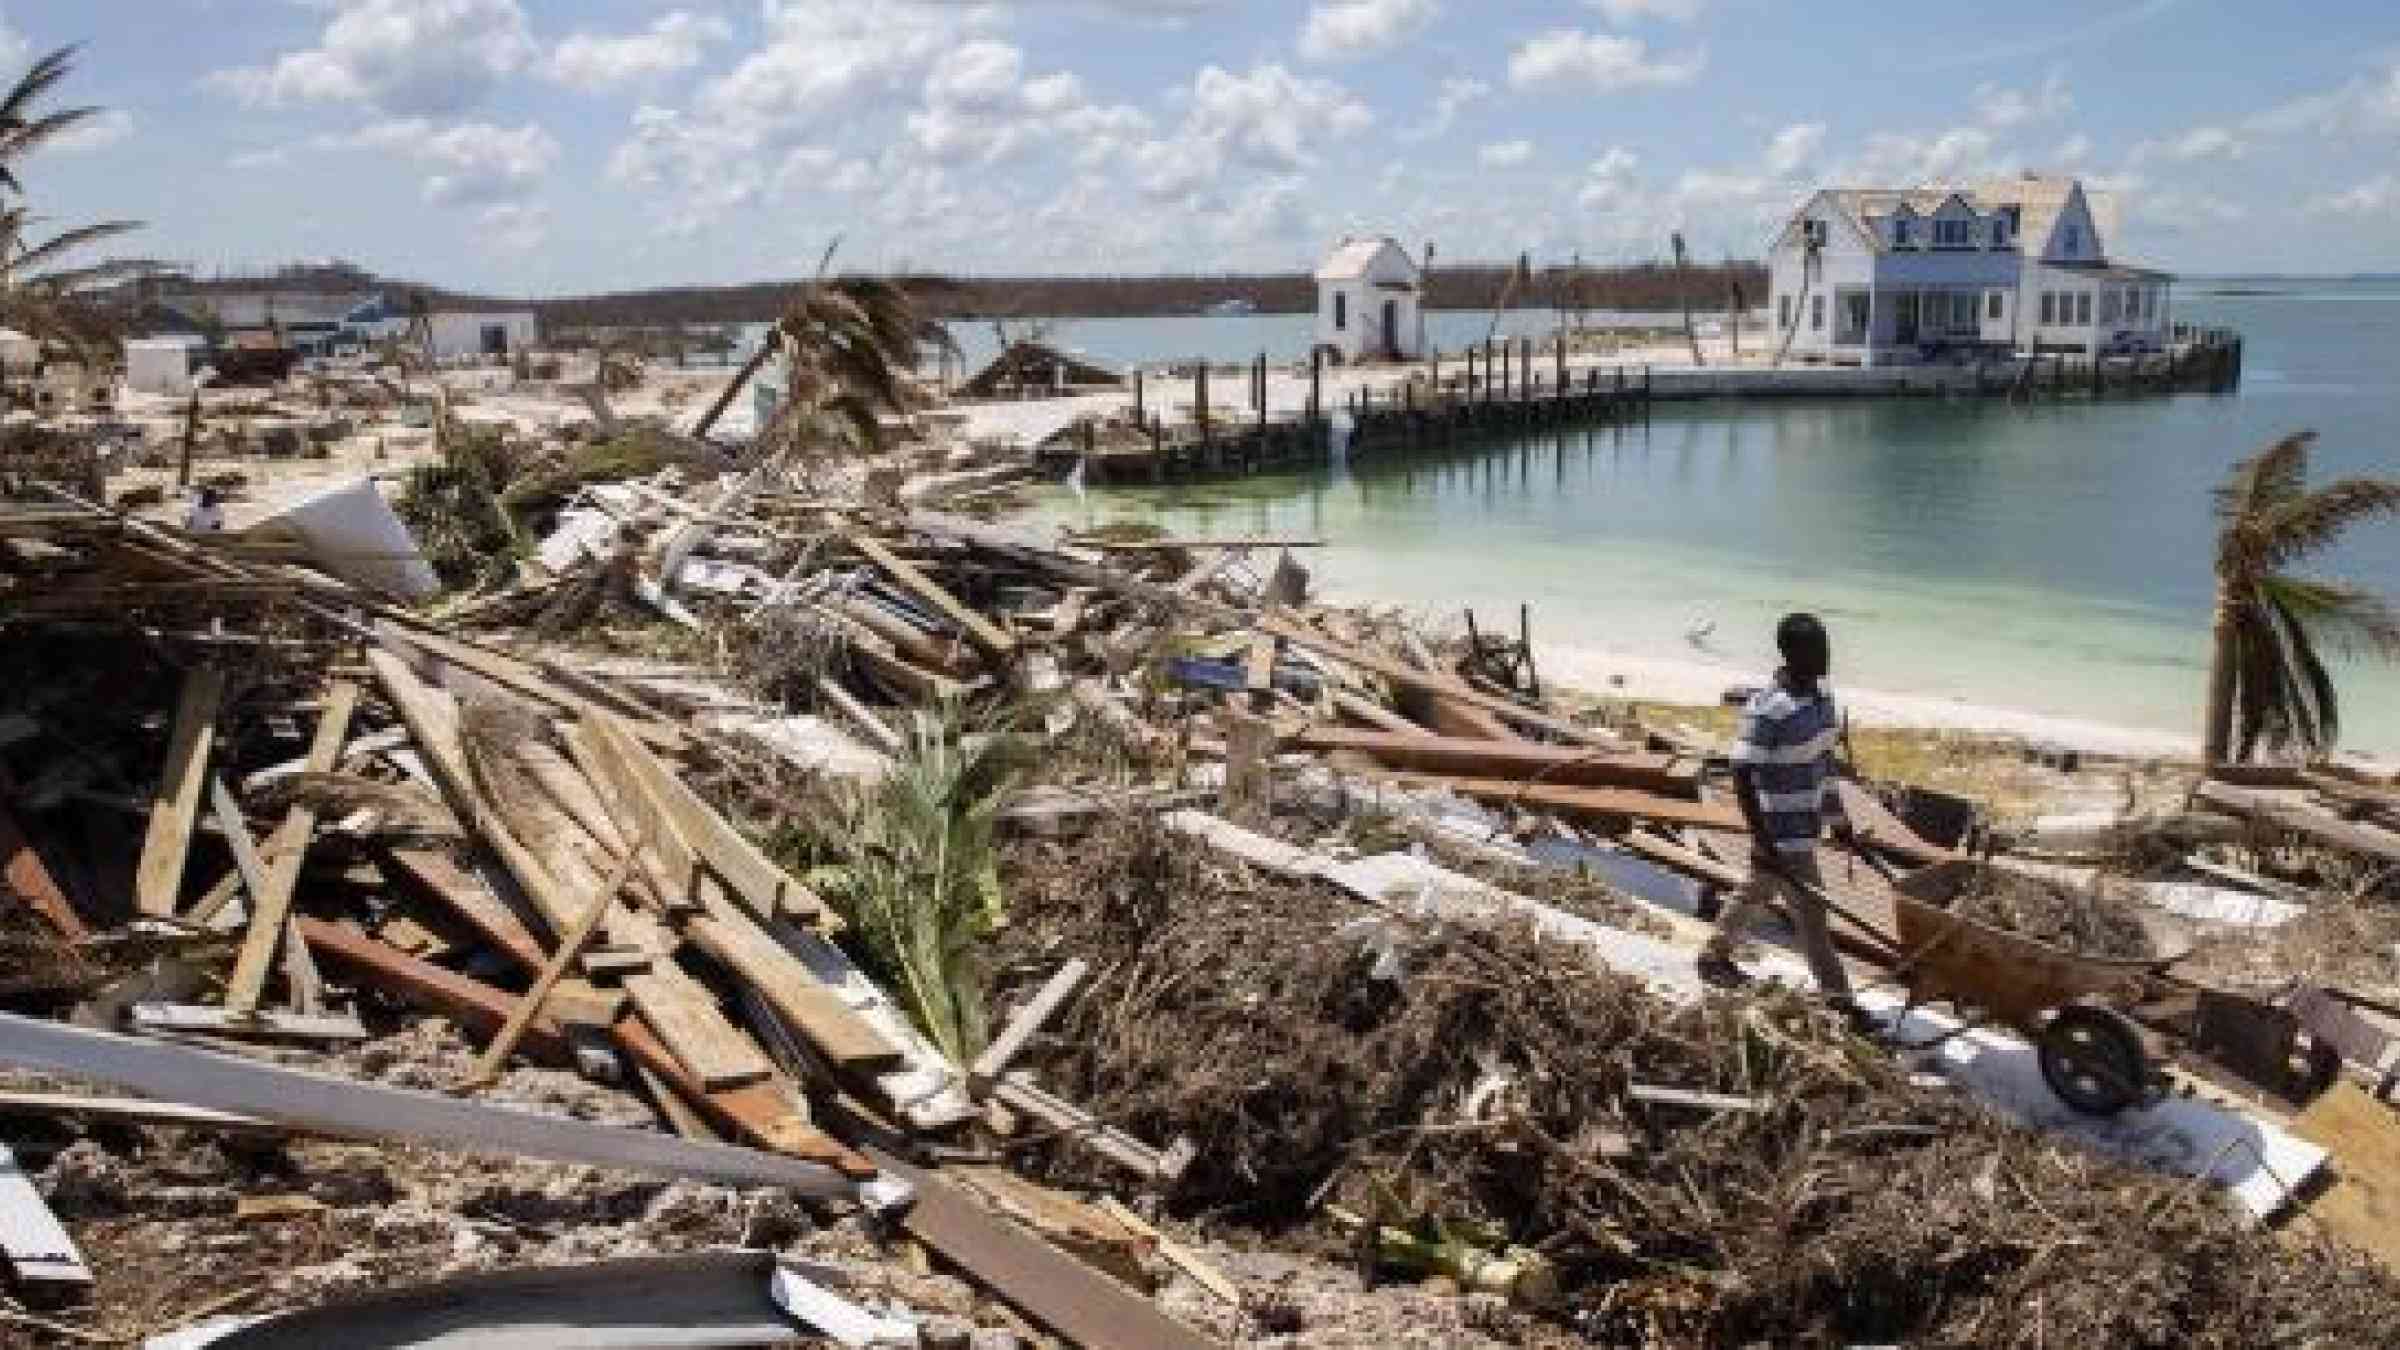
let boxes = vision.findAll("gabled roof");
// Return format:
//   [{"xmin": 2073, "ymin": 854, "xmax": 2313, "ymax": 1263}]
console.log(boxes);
[
  {"xmin": 1970, "ymin": 175, "xmax": 2118, "ymax": 259},
  {"xmin": 1314, "ymin": 236, "xmax": 1419, "ymax": 282},
  {"xmin": 1777, "ymin": 177, "xmax": 2120, "ymax": 257}
]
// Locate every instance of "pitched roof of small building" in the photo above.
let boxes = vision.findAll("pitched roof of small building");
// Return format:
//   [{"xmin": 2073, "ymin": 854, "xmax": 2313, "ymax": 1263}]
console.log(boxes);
[{"xmin": 1313, "ymin": 236, "xmax": 1419, "ymax": 282}]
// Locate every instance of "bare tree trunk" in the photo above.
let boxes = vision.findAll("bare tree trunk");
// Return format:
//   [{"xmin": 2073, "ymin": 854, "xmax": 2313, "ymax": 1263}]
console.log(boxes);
[
  {"xmin": 2202, "ymin": 584, "xmax": 2240, "ymax": 765},
  {"xmin": 1772, "ymin": 266, "xmax": 1813, "ymax": 368},
  {"xmin": 692, "ymin": 328, "xmax": 780, "ymax": 442}
]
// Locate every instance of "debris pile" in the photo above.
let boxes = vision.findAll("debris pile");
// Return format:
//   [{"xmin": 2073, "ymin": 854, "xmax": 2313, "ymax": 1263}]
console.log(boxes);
[{"xmin": 4, "ymin": 386, "xmax": 2400, "ymax": 1348}]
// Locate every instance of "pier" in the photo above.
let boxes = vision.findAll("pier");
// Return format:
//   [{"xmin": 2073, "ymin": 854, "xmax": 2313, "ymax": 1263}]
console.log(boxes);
[{"xmin": 1006, "ymin": 325, "xmax": 2244, "ymax": 487}]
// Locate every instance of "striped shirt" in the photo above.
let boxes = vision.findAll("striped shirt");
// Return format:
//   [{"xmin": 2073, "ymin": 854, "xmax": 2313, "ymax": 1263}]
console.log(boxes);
[{"xmin": 1730, "ymin": 674, "xmax": 1847, "ymax": 855}]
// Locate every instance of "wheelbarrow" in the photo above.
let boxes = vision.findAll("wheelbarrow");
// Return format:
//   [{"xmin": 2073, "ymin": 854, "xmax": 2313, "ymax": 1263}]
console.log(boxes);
[{"xmin": 1866, "ymin": 859, "xmax": 2341, "ymax": 1115}]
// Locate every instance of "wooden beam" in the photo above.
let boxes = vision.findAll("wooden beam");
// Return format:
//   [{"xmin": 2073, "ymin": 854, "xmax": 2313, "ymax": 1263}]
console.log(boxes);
[
  {"xmin": 816, "ymin": 676, "xmax": 902, "ymax": 756},
  {"xmin": 625, "ymin": 971, "xmax": 773, "ymax": 1090},
  {"xmin": 386, "ymin": 628, "xmax": 683, "ymax": 753},
  {"xmin": 1330, "ymin": 688, "xmax": 1425, "ymax": 735},
  {"xmin": 380, "ymin": 846, "xmax": 546, "ymax": 970},
  {"xmin": 134, "ymin": 663, "xmax": 226, "ymax": 916},
  {"xmin": 995, "ymin": 1073, "xmax": 1192, "ymax": 1182},
  {"xmin": 1243, "ymin": 634, "xmax": 1276, "ymax": 695},
  {"xmin": 1381, "ymin": 774, "xmax": 1745, "ymax": 832},
  {"xmin": 0, "ymin": 1009, "xmax": 860, "ymax": 1196},
  {"xmin": 467, "ymin": 845, "xmax": 637, "ymax": 1085},
  {"xmin": 281, "ymin": 917, "xmax": 325, "ymax": 1016},
  {"xmin": 225, "ymin": 678, "xmax": 363, "ymax": 1012},
  {"xmin": 1287, "ymin": 727, "xmax": 1696, "ymax": 794},
  {"xmin": 1260, "ymin": 615, "xmax": 1617, "ymax": 748},
  {"xmin": 2196, "ymin": 781, "xmax": 2400, "ymax": 865},
  {"xmin": 128, "ymin": 1003, "xmax": 367, "ymax": 1041},
  {"xmin": 849, "ymin": 532, "xmax": 1017, "ymax": 663},
  {"xmin": 0, "ymin": 789, "xmax": 86, "ymax": 940},
  {"xmin": 970, "ymin": 959, "xmax": 1088, "ymax": 1091},
  {"xmin": 684, "ymin": 914, "xmax": 899, "ymax": 1071},
  {"xmin": 609, "ymin": 1012, "xmax": 873, "ymax": 1177}
]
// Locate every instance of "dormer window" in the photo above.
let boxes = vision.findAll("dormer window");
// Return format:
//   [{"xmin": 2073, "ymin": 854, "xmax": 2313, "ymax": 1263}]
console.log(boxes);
[
  {"xmin": 1802, "ymin": 218, "xmax": 1827, "ymax": 247},
  {"xmin": 1933, "ymin": 219, "xmax": 1971, "ymax": 248},
  {"xmin": 2062, "ymin": 224, "xmax": 2079, "ymax": 256},
  {"xmin": 1991, "ymin": 219, "xmax": 2009, "ymax": 247},
  {"xmin": 1893, "ymin": 219, "xmax": 1912, "ymax": 246}
]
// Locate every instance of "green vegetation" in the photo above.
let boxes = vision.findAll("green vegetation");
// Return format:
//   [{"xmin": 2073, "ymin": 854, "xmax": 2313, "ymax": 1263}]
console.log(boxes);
[
  {"xmin": 0, "ymin": 47, "xmax": 145, "ymax": 356},
  {"xmin": 2202, "ymin": 431, "xmax": 2400, "ymax": 762}
]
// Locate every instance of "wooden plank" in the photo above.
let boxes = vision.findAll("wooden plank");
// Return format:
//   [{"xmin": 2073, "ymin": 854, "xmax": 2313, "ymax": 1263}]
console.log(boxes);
[
  {"xmin": 1627, "ymin": 1082, "xmax": 1766, "ymax": 1112},
  {"xmin": 585, "ymin": 712, "xmax": 835, "ymax": 930},
  {"xmin": 226, "ymin": 678, "xmax": 363, "ymax": 1012},
  {"xmin": 0, "ymin": 1009, "xmax": 860, "ymax": 1196},
  {"xmin": 626, "ymin": 971, "xmax": 774, "ymax": 1090},
  {"xmin": 633, "ymin": 1063, "xmax": 723, "ymax": 1143},
  {"xmin": 816, "ymin": 676, "xmax": 902, "ymax": 755},
  {"xmin": 1260, "ymin": 615, "xmax": 1618, "ymax": 749},
  {"xmin": 281, "ymin": 917, "xmax": 326, "ymax": 1016},
  {"xmin": 0, "ymin": 790, "xmax": 87, "ymax": 940},
  {"xmin": 299, "ymin": 917, "xmax": 866, "ymax": 1176},
  {"xmin": 2292, "ymin": 1081, "xmax": 2400, "ymax": 1279},
  {"xmin": 561, "ymin": 719, "xmax": 706, "ymax": 909},
  {"xmin": 868, "ymin": 1147, "xmax": 1219, "ymax": 1350},
  {"xmin": 970, "ymin": 959, "xmax": 1088, "ymax": 1090},
  {"xmin": 0, "ymin": 1141, "xmax": 90, "ymax": 1290},
  {"xmin": 380, "ymin": 846, "xmax": 546, "ymax": 970},
  {"xmin": 391, "ymin": 627, "xmax": 684, "ymax": 752},
  {"xmin": 2194, "ymin": 781, "xmax": 2400, "ymax": 865},
  {"xmin": 849, "ymin": 532, "xmax": 1017, "ymax": 662},
  {"xmin": 994, "ymin": 1074, "xmax": 1187, "ymax": 1181},
  {"xmin": 1243, "ymin": 634, "xmax": 1276, "ymax": 694},
  {"xmin": 0, "ymin": 1090, "xmax": 283, "ymax": 1134},
  {"xmin": 1330, "ymin": 689, "xmax": 1423, "ymax": 735},
  {"xmin": 468, "ymin": 845, "xmax": 636, "ymax": 1085},
  {"xmin": 1097, "ymin": 1195, "xmax": 1242, "ymax": 1306},
  {"xmin": 134, "ymin": 663, "xmax": 226, "ymax": 916},
  {"xmin": 1367, "ymin": 774, "xmax": 1746, "ymax": 832},
  {"xmin": 1288, "ymin": 727, "xmax": 1696, "ymax": 794},
  {"xmin": 128, "ymin": 1003, "xmax": 367, "ymax": 1041},
  {"xmin": 685, "ymin": 914, "xmax": 901, "ymax": 1071}
]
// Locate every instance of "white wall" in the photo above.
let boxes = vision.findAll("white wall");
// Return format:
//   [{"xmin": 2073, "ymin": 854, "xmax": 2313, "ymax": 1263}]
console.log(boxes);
[
  {"xmin": 1314, "ymin": 242, "xmax": 1423, "ymax": 363},
  {"xmin": 426, "ymin": 311, "xmax": 539, "ymax": 361},
  {"xmin": 124, "ymin": 340, "xmax": 197, "ymax": 396}
]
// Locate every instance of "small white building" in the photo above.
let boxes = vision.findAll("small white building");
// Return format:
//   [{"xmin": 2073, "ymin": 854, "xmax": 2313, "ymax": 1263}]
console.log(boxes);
[
  {"xmin": 1313, "ymin": 236, "xmax": 1425, "ymax": 364},
  {"xmin": 1766, "ymin": 174, "xmax": 2171, "ymax": 365},
  {"xmin": 124, "ymin": 336, "xmax": 204, "ymax": 396},
  {"xmin": 426, "ymin": 310, "xmax": 540, "ymax": 362}
]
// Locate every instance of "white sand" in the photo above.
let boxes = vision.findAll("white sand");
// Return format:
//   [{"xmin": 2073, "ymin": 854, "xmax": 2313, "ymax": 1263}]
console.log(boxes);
[{"xmin": 1536, "ymin": 642, "xmax": 2197, "ymax": 760}]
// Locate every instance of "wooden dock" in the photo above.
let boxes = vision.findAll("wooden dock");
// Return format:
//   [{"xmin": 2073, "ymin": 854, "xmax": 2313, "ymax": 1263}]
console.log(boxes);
[{"xmin": 1028, "ymin": 325, "xmax": 2244, "ymax": 487}]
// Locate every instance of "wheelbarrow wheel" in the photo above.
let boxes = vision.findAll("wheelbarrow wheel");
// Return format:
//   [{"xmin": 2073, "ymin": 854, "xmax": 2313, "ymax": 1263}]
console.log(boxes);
[{"xmin": 2038, "ymin": 1004, "xmax": 2149, "ymax": 1116}]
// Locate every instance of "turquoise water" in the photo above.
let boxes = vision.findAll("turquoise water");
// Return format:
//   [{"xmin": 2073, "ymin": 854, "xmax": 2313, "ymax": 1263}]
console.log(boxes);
[{"xmin": 1022, "ymin": 281, "xmax": 2400, "ymax": 756}]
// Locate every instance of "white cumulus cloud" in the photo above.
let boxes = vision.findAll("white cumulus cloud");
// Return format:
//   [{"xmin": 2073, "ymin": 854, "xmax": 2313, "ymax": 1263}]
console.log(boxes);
[
  {"xmin": 2132, "ymin": 124, "xmax": 2245, "ymax": 162},
  {"xmin": 207, "ymin": 0, "xmax": 538, "ymax": 115},
  {"xmin": 1974, "ymin": 67, "xmax": 2072, "ymax": 127},
  {"xmin": 1478, "ymin": 138, "xmax": 1534, "ymax": 167},
  {"xmin": 1401, "ymin": 75, "xmax": 1489, "ymax": 140},
  {"xmin": 1508, "ymin": 30, "xmax": 1704, "ymax": 91},
  {"xmin": 1298, "ymin": 0, "xmax": 1440, "ymax": 62},
  {"xmin": 1762, "ymin": 121, "xmax": 1823, "ymax": 175},
  {"xmin": 547, "ymin": 10, "xmax": 732, "ymax": 93},
  {"xmin": 323, "ymin": 117, "xmax": 560, "ymax": 205},
  {"xmin": 478, "ymin": 201, "xmax": 549, "ymax": 252}
]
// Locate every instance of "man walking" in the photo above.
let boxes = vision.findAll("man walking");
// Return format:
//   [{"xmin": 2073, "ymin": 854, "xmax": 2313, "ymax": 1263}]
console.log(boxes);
[{"xmin": 1698, "ymin": 613, "xmax": 1858, "ymax": 1009}]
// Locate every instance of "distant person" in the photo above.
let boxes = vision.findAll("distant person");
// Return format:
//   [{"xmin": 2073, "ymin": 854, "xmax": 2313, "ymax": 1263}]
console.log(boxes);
[
  {"xmin": 183, "ymin": 486, "xmax": 225, "ymax": 533},
  {"xmin": 1698, "ymin": 612, "xmax": 1863, "ymax": 1018}
]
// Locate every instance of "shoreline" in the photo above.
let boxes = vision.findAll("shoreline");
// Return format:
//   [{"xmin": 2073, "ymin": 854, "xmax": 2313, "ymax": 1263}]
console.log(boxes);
[{"xmin": 1527, "ymin": 642, "xmax": 2200, "ymax": 760}]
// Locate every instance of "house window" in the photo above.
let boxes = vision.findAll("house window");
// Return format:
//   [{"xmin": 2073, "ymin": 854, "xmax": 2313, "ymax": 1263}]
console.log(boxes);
[
  {"xmin": 1334, "ymin": 291, "xmax": 1346, "ymax": 331},
  {"xmin": 1934, "ymin": 219, "xmax": 1970, "ymax": 248},
  {"xmin": 2075, "ymin": 292, "xmax": 2092, "ymax": 325},
  {"xmin": 1804, "ymin": 219, "xmax": 1827, "ymax": 246},
  {"xmin": 1778, "ymin": 295, "xmax": 1792, "ymax": 330},
  {"xmin": 2099, "ymin": 290, "xmax": 2120, "ymax": 324},
  {"xmin": 1987, "ymin": 290, "xmax": 2004, "ymax": 321},
  {"xmin": 1811, "ymin": 294, "xmax": 1825, "ymax": 331},
  {"xmin": 1893, "ymin": 219, "xmax": 1912, "ymax": 246},
  {"xmin": 1950, "ymin": 292, "xmax": 1977, "ymax": 330},
  {"xmin": 1839, "ymin": 291, "xmax": 1869, "ymax": 342},
  {"xmin": 1991, "ymin": 219, "xmax": 2009, "ymax": 247},
  {"xmin": 2062, "ymin": 224, "xmax": 2079, "ymax": 257},
  {"xmin": 2040, "ymin": 292, "xmax": 2056, "ymax": 325}
]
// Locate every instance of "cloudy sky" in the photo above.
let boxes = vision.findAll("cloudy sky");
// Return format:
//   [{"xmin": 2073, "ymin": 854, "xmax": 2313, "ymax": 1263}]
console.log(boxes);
[{"xmin": 16, "ymin": 0, "xmax": 2400, "ymax": 294}]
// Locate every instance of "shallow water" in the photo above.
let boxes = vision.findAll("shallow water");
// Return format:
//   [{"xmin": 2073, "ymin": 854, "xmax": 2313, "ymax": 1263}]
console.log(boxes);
[{"xmin": 1020, "ymin": 281, "xmax": 2400, "ymax": 756}]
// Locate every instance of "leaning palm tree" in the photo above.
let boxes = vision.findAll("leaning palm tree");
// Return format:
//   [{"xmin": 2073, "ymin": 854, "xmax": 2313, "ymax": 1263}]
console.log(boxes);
[
  {"xmin": 696, "ymin": 239, "xmax": 942, "ymax": 459},
  {"xmin": 2202, "ymin": 431, "xmax": 2400, "ymax": 763},
  {"xmin": 1771, "ymin": 232, "xmax": 1820, "ymax": 368}
]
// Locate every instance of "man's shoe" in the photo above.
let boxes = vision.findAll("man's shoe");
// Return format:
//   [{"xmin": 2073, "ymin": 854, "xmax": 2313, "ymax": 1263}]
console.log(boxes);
[{"xmin": 1696, "ymin": 948, "xmax": 1752, "ymax": 989}]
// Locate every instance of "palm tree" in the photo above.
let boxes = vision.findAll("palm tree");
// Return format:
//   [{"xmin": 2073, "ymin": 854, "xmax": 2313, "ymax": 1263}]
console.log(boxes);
[
  {"xmin": 0, "ymin": 47, "xmax": 144, "ymax": 355},
  {"xmin": 2201, "ymin": 431, "xmax": 2400, "ymax": 763},
  {"xmin": 696, "ymin": 239, "xmax": 940, "ymax": 456},
  {"xmin": 1670, "ymin": 231, "xmax": 1704, "ymax": 366}
]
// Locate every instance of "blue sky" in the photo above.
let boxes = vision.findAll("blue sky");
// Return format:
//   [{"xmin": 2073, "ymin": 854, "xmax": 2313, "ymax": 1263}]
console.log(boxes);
[{"xmin": 15, "ymin": 0, "xmax": 2400, "ymax": 294}]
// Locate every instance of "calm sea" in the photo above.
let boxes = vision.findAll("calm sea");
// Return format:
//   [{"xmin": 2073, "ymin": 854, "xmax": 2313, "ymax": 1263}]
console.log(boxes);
[{"xmin": 1013, "ymin": 282, "xmax": 2400, "ymax": 757}]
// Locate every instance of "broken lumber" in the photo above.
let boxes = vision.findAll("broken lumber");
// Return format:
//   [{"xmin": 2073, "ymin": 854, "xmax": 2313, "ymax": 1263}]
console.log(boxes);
[
  {"xmin": 0, "ymin": 1010, "xmax": 864, "ymax": 1196},
  {"xmin": 970, "ymin": 958, "xmax": 1088, "ymax": 1091},
  {"xmin": 0, "ymin": 790, "xmax": 86, "ymax": 940},
  {"xmin": 1290, "ymin": 727, "xmax": 1697, "ymax": 795},
  {"xmin": 2194, "ymin": 781, "xmax": 2400, "ymax": 865},
  {"xmin": 134, "ymin": 663, "xmax": 226, "ymax": 917},
  {"xmin": 468, "ymin": 841, "xmax": 639, "ymax": 1084},
  {"xmin": 128, "ymin": 1003, "xmax": 367, "ymax": 1042},
  {"xmin": 225, "ymin": 681, "xmax": 360, "ymax": 1012},
  {"xmin": 849, "ymin": 532, "xmax": 1016, "ymax": 663},
  {"xmin": 625, "ymin": 970, "xmax": 774, "ymax": 1091},
  {"xmin": 1367, "ymin": 774, "xmax": 1745, "ymax": 832},
  {"xmin": 0, "ymin": 1141, "xmax": 89, "ymax": 1292},
  {"xmin": 1259, "ymin": 615, "xmax": 1618, "ymax": 748}
]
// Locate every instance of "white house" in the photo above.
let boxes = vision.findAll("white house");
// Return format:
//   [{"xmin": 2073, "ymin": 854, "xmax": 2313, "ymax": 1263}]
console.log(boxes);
[
  {"xmin": 426, "ymin": 310, "xmax": 540, "ymax": 362},
  {"xmin": 1766, "ymin": 175, "xmax": 2171, "ymax": 365},
  {"xmin": 124, "ymin": 336, "xmax": 205, "ymax": 396},
  {"xmin": 1314, "ymin": 236, "xmax": 1425, "ymax": 364}
]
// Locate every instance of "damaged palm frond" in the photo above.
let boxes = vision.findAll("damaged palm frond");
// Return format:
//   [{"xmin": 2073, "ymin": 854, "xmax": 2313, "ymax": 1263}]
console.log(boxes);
[
  {"xmin": 804, "ymin": 698, "xmax": 1035, "ymax": 1066},
  {"xmin": 758, "ymin": 248, "xmax": 953, "ymax": 462},
  {"xmin": 393, "ymin": 421, "xmax": 524, "ymax": 593},
  {"xmin": 0, "ymin": 48, "xmax": 149, "ymax": 356}
]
